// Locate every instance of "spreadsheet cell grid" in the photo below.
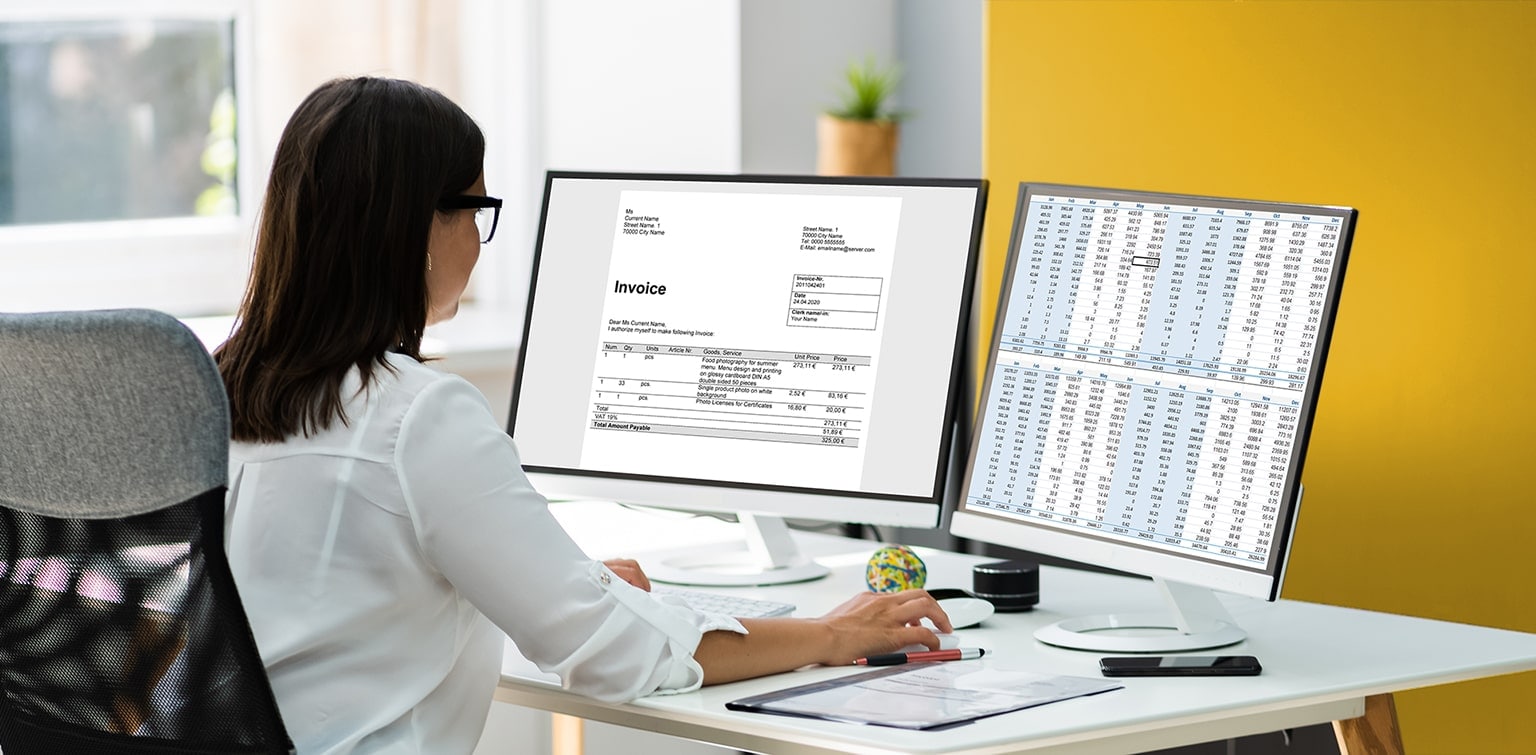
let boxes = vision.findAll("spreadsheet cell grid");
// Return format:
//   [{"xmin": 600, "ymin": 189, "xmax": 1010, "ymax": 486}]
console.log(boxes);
[{"xmin": 967, "ymin": 191, "xmax": 1345, "ymax": 571}]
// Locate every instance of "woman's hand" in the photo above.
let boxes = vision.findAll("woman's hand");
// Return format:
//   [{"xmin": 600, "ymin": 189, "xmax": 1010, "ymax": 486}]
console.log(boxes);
[
  {"xmin": 812, "ymin": 589, "xmax": 954, "ymax": 666},
  {"xmin": 695, "ymin": 589, "xmax": 954, "ymax": 685},
  {"xmin": 602, "ymin": 558, "xmax": 652, "ymax": 592}
]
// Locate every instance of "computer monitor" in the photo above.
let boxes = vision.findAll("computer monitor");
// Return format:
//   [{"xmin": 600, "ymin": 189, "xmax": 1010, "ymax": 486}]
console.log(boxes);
[
  {"xmin": 951, "ymin": 183, "xmax": 1355, "ymax": 652},
  {"xmin": 509, "ymin": 171, "xmax": 988, "ymax": 586}
]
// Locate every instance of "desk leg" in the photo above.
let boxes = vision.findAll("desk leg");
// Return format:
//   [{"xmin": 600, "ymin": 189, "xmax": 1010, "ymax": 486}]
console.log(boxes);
[
  {"xmin": 552, "ymin": 712, "xmax": 585, "ymax": 755},
  {"xmin": 1333, "ymin": 693, "xmax": 1403, "ymax": 755}
]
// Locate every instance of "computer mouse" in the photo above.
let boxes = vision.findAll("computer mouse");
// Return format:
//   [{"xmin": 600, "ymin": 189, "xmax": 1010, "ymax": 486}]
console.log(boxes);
[
  {"xmin": 898, "ymin": 632, "xmax": 960, "ymax": 653},
  {"xmin": 935, "ymin": 596, "xmax": 995, "ymax": 629}
]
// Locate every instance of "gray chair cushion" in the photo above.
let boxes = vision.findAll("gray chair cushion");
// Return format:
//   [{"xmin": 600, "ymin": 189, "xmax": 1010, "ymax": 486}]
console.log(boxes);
[{"xmin": 0, "ymin": 309, "xmax": 229, "ymax": 518}]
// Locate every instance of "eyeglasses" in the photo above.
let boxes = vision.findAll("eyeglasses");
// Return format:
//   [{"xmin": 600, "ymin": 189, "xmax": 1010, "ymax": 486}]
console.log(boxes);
[{"xmin": 438, "ymin": 194, "xmax": 503, "ymax": 244}]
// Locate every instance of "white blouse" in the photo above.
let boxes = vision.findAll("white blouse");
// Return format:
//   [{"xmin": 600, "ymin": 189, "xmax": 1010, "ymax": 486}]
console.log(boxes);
[{"xmin": 224, "ymin": 352, "xmax": 743, "ymax": 754}]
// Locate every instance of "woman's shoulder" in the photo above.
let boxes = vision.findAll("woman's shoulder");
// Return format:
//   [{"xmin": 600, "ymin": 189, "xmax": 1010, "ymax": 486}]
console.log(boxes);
[
  {"xmin": 228, "ymin": 354, "xmax": 485, "ymax": 460},
  {"xmin": 379, "ymin": 352, "xmax": 494, "ymax": 421},
  {"xmin": 381, "ymin": 351, "xmax": 453, "ymax": 389}
]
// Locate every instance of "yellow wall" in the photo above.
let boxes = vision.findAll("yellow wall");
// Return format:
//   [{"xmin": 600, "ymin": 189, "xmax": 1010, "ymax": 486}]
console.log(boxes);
[{"xmin": 982, "ymin": 2, "xmax": 1536, "ymax": 752}]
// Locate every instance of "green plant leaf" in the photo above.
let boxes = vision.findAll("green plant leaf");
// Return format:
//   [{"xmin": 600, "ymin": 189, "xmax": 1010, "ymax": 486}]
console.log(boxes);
[{"xmin": 828, "ymin": 54, "xmax": 903, "ymax": 122}]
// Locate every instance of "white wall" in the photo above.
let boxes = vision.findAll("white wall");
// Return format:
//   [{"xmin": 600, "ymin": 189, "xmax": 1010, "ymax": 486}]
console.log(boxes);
[
  {"xmin": 896, "ymin": 0, "xmax": 982, "ymax": 178},
  {"xmin": 541, "ymin": 1, "xmax": 741, "ymax": 173},
  {"xmin": 739, "ymin": 0, "xmax": 898, "ymax": 174},
  {"xmin": 539, "ymin": 0, "xmax": 917, "ymax": 177}
]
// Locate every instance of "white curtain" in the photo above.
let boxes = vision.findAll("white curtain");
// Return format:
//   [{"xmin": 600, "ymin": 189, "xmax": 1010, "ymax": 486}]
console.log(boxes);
[
  {"xmin": 250, "ymin": 0, "xmax": 539, "ymax": 318},
  {"xmin": 251, "ymin": 0, "xmax": 464, "ymax": 166}
]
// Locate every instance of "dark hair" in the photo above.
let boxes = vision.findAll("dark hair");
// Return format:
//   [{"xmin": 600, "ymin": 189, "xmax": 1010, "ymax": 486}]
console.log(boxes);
[{"xmin": 215, "ymin": 77, "xmax": 485, "ymax": 442}]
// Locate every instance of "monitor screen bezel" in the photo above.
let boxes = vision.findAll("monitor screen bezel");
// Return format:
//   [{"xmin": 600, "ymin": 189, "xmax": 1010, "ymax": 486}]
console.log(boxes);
[
  {"xmin": 507, "ymin": 170, "xmax": 989, "ymax": 528},
  {"xmin": 952, "ymin": 182, "xmax": 1357, "ymax": 600}
]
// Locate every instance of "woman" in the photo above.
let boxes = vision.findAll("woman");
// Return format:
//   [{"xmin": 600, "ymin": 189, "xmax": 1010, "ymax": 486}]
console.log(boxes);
[{"xmin": 214, "ymin": 76, "xmax": 950, "ymax": 754}]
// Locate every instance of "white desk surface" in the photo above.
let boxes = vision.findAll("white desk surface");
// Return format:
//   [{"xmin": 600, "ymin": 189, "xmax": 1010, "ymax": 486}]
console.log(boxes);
[{"xmin": 497, "ymin": 502, "xmax": 1536, "ymax": 754}]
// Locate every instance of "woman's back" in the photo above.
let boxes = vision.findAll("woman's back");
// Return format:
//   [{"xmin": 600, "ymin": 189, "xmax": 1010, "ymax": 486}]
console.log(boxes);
[{"xmin": 226, "ymin": 354, "xmax": 504, "ymax": 753}]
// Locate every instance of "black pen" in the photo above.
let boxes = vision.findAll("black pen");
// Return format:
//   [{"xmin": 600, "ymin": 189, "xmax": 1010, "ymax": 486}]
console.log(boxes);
[{"xmin": 854, "ymin": 647, "xmax": 986, "ymax": 666}]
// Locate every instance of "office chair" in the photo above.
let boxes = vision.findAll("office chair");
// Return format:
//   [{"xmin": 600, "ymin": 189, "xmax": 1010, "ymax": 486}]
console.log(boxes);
[{"xmin": 0, "ymin": 309, "xmax": 293, "ymax": 754}]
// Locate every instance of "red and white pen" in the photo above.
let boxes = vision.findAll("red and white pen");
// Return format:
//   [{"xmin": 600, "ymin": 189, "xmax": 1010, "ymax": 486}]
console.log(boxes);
[{"xmin": 854, "ymin": 647, "xmax": 986, "ymax": 666}]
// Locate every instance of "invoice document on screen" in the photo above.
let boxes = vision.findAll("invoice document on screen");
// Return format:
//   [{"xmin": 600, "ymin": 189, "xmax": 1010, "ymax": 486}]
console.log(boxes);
[{"xmin": 581, "ymin": 189, "xmax": 902, "ymax": 490}]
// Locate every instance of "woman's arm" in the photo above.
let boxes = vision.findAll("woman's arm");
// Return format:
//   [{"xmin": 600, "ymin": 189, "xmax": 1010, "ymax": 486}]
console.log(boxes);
[
  {"xmin": 693, "ymin": 589, "xmax": 953, "ymax": 685},
  {"xmin": 401, "ymin": 376, "xmax": 954, "ymax": 696},
  {"xmin": 605, "ymin": 560, "xmax": 956, "ymax": 684}
]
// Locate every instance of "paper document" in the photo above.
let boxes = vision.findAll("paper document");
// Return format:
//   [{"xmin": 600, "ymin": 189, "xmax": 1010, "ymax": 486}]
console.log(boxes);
[{"xmin": 725, "ymin": 663, "xmax": 1122, "ymax": 730}]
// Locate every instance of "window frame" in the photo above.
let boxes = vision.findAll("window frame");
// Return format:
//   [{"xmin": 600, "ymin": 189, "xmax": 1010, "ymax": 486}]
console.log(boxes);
[{"xmin": 0, "ymin": 0, "xmax": 257, "ymax": 317}]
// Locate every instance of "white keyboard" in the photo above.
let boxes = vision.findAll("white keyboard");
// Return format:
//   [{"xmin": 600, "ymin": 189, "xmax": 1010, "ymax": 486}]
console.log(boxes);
[{"xmin": 652, "ymin": 586, "xmax": 796, "ymax": 618}]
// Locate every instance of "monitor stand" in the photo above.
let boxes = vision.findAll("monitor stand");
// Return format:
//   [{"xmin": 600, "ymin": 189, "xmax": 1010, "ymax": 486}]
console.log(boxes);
[
  {"xmin": 1033, "ymin": 578, "xmax": 1247, "ymax": 653},
  {"xmin": 644, "ymin": 513, "xmax": 831, "ymax": 587}
]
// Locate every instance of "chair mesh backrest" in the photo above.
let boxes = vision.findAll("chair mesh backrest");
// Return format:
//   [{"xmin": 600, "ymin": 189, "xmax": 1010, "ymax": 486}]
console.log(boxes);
[{"xmin": 0, "ymin": 310, "xmax": 291, "ymax": 754}]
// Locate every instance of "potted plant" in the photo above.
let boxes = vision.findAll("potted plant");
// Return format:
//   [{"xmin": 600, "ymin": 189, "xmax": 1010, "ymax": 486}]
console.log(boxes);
[{"xmin": 817, "ymin": 55, "xmax": 904, "ymax": 176}]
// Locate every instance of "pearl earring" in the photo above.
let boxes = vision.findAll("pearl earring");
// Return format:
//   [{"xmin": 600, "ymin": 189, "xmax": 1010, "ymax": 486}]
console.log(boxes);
[{"xmin": 427, "ymin": 254, "xmax": 433, "ymax": 272}]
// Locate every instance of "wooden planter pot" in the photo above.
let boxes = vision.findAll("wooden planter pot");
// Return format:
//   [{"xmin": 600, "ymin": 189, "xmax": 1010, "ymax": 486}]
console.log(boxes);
[{"xmin": 816, "ymin": 114, "xmax": 899, "ymax": 176}]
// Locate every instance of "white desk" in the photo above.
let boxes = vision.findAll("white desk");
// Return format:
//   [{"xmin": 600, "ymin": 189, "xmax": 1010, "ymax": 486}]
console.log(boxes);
[{"xmin": 497, "ymin": 503, "xmax": 1536, "ymax": 754}]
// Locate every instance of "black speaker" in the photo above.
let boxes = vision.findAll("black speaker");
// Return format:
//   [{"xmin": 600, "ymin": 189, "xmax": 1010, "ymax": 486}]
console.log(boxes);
[{"xmin": 972, "ymin": 559, "xmax": 1039, "ymax": 612}]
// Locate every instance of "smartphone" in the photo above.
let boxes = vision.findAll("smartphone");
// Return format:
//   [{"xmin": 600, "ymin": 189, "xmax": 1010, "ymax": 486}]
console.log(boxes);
[{"xmin": 1099, "ymin": 655, "xmax": 1262, "ymax": 677}]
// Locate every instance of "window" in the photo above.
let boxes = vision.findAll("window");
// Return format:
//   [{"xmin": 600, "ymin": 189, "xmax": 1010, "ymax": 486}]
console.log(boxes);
[
  {"xmin": 0, "ymin": 1, "xmax": 253, "ymax": 316},
  {"xmin": 0, "ymin": 17, "xmax": 237, "ymax": 226},
  {"xmin": 0, "ymin": 0, "xmax": 540, "ymax": 328}
]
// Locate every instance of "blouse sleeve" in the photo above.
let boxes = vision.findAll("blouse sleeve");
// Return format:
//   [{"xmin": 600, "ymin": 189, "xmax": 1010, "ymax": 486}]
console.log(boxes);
[{"xmin": 393, "ymin": 375, "xmax": 745, "ymax": 702}]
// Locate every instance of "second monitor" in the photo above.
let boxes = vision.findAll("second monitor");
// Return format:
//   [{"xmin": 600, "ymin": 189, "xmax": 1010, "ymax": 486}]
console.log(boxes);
[
  {"xmin": 952, "ymin": 183, "xmax": 1356, "ymax": 651},
  {"xmin": 509, "ymin": 172, "xmax": 987, "ymax": 586}
]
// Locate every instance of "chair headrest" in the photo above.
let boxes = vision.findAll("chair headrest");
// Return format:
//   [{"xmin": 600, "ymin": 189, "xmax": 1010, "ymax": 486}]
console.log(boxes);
[{"xmin": 0, "ymin": 309, "xmax": 229, "ymax": 518}]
